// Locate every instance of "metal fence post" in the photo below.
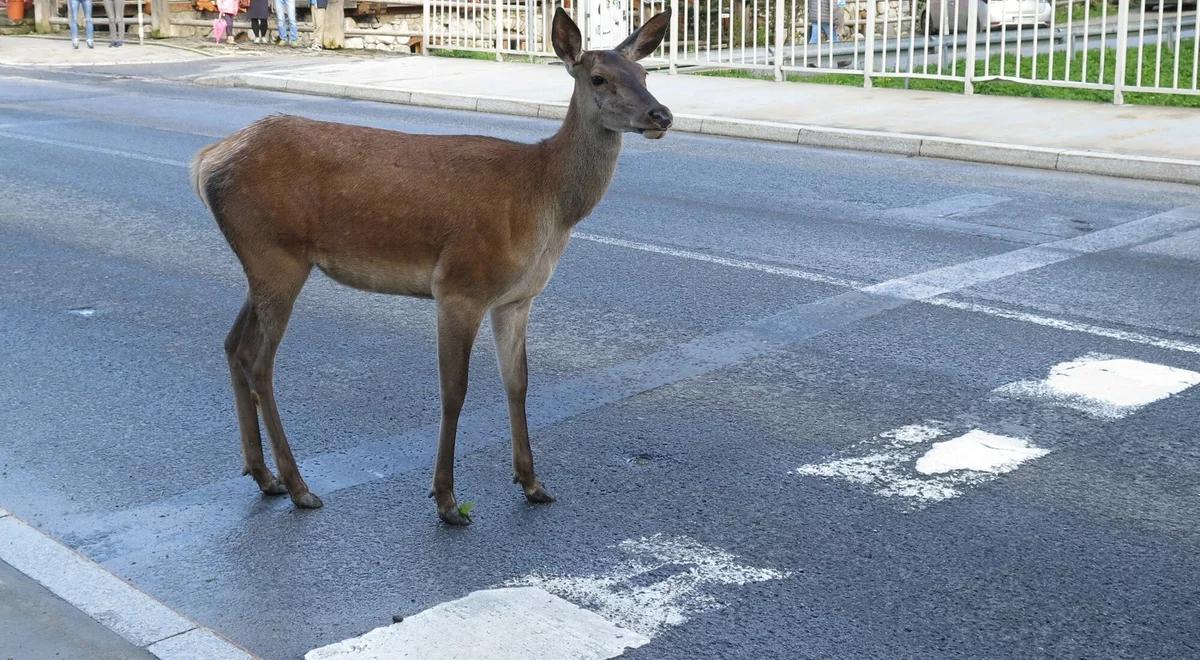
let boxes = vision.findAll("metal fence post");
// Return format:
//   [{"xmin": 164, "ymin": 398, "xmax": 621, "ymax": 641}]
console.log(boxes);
[
  {"xmin": 422, "ymin": 0, "xmax": 431, "ymax": 55},
  {"xmin": 670, "ymin": 0, "xmax": 679, "ymax": 74},
  {"xmin": 964, "ymin": 0, "xmax": 979, "ymax": 94},
  {"xmin": 863, "ymin": 0, "xmax": 875, "ymax": 87},
  {"xmin": 496, "ymin": 0, "xmax": 504, "ymax": 60},
  {"xmin": 774, "ymin": 0, "xmax": 785, "ymax": 81},
  {"xmin": 1113, "ymin": 0, "xmax": 1129, "ymax": 104}
]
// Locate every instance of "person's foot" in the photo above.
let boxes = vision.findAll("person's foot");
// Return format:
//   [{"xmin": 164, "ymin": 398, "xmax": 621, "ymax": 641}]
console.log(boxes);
[
  {"xmin": 226, "ymin": 36, "xmax": 235, "ymax": 44},
  {"xmin": 115, "ymin": 39, "xmax": 123, "ymax": 47},
  {"xmin": 86, "ymin": 40, "xmax": 94, "ymax": 49},
  {"xmin": 309, "ymin": 43, "xmax": 322, "ymax": 50},
  {"xmin": 108, "ymin": 41, "xmax": 116, "ymax": 47},
  {"xmin": 288, "ymin": 39, "xmax": 299, "ymax": 47},
  {"xmin": 72, "ymin": 39, "xmax": 79, "ymax": 49}
]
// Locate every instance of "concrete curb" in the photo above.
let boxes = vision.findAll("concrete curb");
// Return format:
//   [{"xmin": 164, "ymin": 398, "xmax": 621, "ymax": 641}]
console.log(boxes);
[
  {"xmin": 196, "ymin": 72, "xmax": 1200, "ymax": 186},
  {"xmin": 0, "ymin": 508, "xmax": 257, "ymax": 659}
]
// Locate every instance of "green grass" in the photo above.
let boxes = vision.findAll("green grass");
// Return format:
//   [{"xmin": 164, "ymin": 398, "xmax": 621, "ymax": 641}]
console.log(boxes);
[
  {"xmin": 431, "ymin": 48, "xmax": 543, "ymax": 63},
  {"xmin": 695, "ymin": 38, "xmax": 1200, "ymax": 107}
]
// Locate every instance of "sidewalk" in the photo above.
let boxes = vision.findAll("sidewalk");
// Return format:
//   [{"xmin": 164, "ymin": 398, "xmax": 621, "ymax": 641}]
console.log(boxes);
[
  {"xmin": 195, "ymin": 55, "xmax": 1200, "ymax": 184},
  {"xmin": 0, "ymin": 34, "xmax": 215, "ymax": 67},
  {"xmin": 0, "ymin": 558, "xmax": 155, "ymax": 659},
  {"xmin": 2, "ymin": 32, "xmax": 1198, "ymax": 184},
  {"xmin": 0, "ymin": 508, "xmax": 255, "ymax": 659}
]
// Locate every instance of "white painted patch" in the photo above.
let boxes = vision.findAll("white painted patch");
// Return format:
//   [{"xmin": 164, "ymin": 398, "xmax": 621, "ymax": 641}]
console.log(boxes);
[
  {"xmin": 507, "ymin": 534, "xmax": 790, "ymax": 638},
  {"xmin": 304, "ymin": 587, "xmax": 647, "ymax": 660},
  {"xmin": 915, "ymin": 430, "xmax": 1050, "ymax": 475},
  {"xmin": 67, "ymin": 307, "xmax": 96, "ymax": 317},
  {"xmin": 796, "ymin": 424, "xmax": 1048, "ymax": 505},
  {"xmin": 994, "ymin": 353, "xmax": 1200, "ymax": 419}
]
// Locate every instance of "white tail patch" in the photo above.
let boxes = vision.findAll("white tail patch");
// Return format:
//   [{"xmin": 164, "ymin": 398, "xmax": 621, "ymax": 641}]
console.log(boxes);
[
  {"xmin": 994, "ymin": 353, "xmax": 1200, "ymax": 420},
  {"xmin": 796, "ymin": 424, "xmax": 1049, "ymax": 505},
  {"xmin": 304, "ymin": 587, "xmax": 648, "ymax": 660},
  {"xmin": 506, "ymin": 534, "xmax": 790, "ymax": 638}
]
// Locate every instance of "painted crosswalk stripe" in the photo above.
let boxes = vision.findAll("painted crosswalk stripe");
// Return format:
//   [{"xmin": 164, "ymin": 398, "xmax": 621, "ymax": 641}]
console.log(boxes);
[
  {"xmin": 796, "ymin": 424, "xmax": 1049, "ymax": 505},
  {"xmin": 507, "ymin": 534, "xmax": 790, "ymax": 638},
  {"xmin": 306, "ymin": 536, "xmax": 788, "ymax": 659},
  {"xmin": 993, "ymin": 353, "xmax": 1200, "ymax": 420},
  {"xmin": 304, "ymin": 587, "xmax": 648, "ymax": 660}
]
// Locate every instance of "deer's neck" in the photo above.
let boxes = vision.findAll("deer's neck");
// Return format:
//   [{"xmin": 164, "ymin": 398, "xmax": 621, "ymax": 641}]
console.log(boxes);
[{"xmin": 542, "ymin": 94, "xmax": 623, "ymax": 227}]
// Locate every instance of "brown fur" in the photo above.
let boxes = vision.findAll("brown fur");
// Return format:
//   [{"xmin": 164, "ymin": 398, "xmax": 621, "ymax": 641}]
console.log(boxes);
[{"xmin": 192, "ymin": 8, "xmax": 674, "ymax": 524}]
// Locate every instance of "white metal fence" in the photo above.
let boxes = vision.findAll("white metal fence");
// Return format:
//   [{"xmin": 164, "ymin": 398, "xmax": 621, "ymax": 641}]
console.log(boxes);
[{"xmin": 421, "ymin": 0, "xmax": 1199, "ymax": 102}]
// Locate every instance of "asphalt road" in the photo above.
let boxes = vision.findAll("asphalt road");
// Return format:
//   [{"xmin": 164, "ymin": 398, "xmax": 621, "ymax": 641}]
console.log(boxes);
[{"xmin": 2, "ymin": 65, "xmax": 1200, "ymax": 659}]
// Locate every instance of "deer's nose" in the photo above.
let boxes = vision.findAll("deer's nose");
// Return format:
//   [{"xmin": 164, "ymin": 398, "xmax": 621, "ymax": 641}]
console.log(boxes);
[{"xmin": 647, "ymin": 106, "xmax": 673, "ymax": 130}]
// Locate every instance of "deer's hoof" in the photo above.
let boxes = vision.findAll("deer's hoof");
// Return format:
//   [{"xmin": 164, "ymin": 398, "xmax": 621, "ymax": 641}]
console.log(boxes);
[
  {"xmin": 523, "ymin": 483, "xmax": 555, "ymax": 504},
  {"xmin": 292, "ymin": 491, "xmax": 324, "ymax": 509},
  {"xmin": 260, "ymin": 478, "xmax": 289, "ymax": 496},
  {"xmin": 438, "ymin": 507, "xmax": 472, "ymax": 526}
]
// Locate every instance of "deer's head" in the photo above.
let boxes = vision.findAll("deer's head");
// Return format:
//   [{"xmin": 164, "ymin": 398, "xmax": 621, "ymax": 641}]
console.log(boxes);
[{"xmin": 552, "ymin": 8, "xmax": 674, "ymax": 139}]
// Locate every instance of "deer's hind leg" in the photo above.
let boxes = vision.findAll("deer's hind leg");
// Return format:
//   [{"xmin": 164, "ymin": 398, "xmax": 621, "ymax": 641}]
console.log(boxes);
[
  {"xmin": 243, "ymin": 252, "xmax": 322, "ymax": 509},
  {"xmin": 224, "ymin": 300, "xmax": 287, "ymax": 496}
]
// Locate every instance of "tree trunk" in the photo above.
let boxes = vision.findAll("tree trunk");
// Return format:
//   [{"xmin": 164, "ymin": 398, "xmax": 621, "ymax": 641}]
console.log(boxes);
[
  {"xmin": 150, "ymin": 0, "xmax": 171, "ymax": 37},
  {"xmin": 34, "ymin": 0, "xmax": 52, "ymax": 33},
  {"xmin": 322, "ymin": 0, "xmax": 344, "ymax": 48}
]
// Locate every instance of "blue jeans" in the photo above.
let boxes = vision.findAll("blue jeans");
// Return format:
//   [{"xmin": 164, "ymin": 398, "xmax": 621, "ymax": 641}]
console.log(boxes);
[
  {"xmin": 68, "ymin": 0, "xmax": 94, "ymax": 43},
  {"xmin": 274, "ymin": 0, "xmax": 297, "ymax": 41},
  {"xmin": 809, "ymin": 22, "xmax": 838, "ymax": 44}
]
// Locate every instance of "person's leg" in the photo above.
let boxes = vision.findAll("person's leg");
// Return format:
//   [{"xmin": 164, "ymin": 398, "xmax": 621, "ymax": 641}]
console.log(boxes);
[
  {"xmin": 286, "ymin": 0, "xmax": 297, "ymax": 43},
  {"xmin": 68, "ymin": 0, "xmax": 80, "ymax": 45},
  {"xmin": 273, "ymin": 0, "xmax": 287, "ymax": 41},
  {"xmin": 83, "ymin": 0, "xmax": 94, "ymax": 46},
  {"xmin": 102, "ymin": 0, "xmax": 117, "ymax": 44},
  {"xmin": 808, "ymin": 21, "xmax": 820, "ymax": 44}
]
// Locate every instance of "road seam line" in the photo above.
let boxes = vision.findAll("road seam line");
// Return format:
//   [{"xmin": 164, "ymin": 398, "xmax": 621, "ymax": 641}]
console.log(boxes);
[{"xmin": 0, "ymin": 510, "xmax": 256, "ymax": 659}]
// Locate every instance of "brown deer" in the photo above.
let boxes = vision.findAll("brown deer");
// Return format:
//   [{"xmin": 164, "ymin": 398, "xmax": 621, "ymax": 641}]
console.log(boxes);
[{"xmin": 190, "ymin": 9, "xmax": 673, "ymax": 525}]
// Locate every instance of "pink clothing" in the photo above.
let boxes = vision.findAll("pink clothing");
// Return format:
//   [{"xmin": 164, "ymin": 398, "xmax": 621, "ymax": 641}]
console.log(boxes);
[{"xmin": 216, "ymin": 0, "xmax": 239, "ymax": 15}]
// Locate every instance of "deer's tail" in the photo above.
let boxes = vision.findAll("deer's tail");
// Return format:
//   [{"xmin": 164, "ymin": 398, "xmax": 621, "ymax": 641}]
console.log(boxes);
[{"xmin": 190, "ymin": 142, "xmax": 221, "ymax": 212}]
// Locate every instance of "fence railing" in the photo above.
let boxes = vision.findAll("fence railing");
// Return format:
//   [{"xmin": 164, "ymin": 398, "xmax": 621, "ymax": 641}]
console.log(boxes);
[{"xmin": 420, "ymin": 0, "xmax": 1198, "ymax": 102}]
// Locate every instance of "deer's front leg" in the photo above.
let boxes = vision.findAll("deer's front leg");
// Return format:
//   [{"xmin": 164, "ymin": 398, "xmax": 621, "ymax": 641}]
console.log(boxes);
[
  {"xmin": 491, "ymin": 299, "xmax": 554, "ymax": 504},
  {"xmin": 432, "ymin": 297, "xmax": 485, "ymax": 526}
]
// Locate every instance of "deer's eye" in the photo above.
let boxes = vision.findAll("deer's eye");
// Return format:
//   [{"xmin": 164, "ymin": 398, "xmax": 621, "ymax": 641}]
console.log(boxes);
[{"xmin": 591, "ymin": 75, "xmax": 606, "ymax": 87}]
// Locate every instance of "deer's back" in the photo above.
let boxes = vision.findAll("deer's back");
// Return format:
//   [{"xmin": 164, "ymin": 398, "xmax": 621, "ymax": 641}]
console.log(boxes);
[{"xmin": 198, "ymin": 115, "xmax": 561, "ymax": 301}]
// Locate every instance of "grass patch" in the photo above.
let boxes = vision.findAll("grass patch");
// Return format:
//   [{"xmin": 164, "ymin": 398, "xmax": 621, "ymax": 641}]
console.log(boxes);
[
  {"xmin": 430, "ymin": 48, "xmax": 543, "ymax": 64},
  {"xmin": 694, "ymin": 38, "xmax": 1200, "ymax": 107}
]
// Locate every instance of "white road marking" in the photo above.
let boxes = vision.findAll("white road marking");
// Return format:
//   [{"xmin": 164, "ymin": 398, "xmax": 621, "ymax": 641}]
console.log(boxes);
[
  {"xmin": 0, "ymin": 511, "xmax": 252, "ymax": 658},
  {"xmin": 923, "ymin": 298, "xmax": 1200, "ymax": 355},
  {"xmin": 304, "ymin": 587, "xmax": 649, "ymax": 660},
  {"xmin": 67, "ymin": 307, "xmax": 97, "ymax": 317},
  {"xmin": 573, "ymin": 232, "xmax": 864, "ymax": 288},
  {"xmin": 507, "ymin": 534, "xmax": 790, "ymax": 638},
  {"xmin": 0, "ymin": 129, "xmax": 190, "ymax": 168},
  {"xmin": 915, "ymin": 430, "xmax": 1050, "ymax": 475},
  {"xmin": 796, "ymin": 424, "xmax": 1049, "ymax": 505},
  {"xmin": 4, "ymin": 125, "xmax": 1197, "ymax": 354},
  {"xmin": 994, "ymin": 353, "xmax": 1200, "ymax": 419}
]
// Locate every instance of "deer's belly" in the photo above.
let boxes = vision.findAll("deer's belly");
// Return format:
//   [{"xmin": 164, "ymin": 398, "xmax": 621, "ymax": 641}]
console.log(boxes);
[{"xmin": 315, "ymin": 258, "xmax": 435, "ymax": 298}]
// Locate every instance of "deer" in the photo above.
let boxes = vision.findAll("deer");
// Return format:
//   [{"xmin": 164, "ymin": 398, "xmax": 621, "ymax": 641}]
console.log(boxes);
[{"xmin": 190, "ymin": 8, "xmax": 674, "ymax": 525}]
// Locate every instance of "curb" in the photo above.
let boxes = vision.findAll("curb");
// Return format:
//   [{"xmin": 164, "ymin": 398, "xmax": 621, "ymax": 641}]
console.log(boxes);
[
  {"xmin": 196, "ymin": 72, "xmax": 1200, "ymax": 186},
  {"xmin": 0, "ymin": 508, "xmax": 257, "ymax": 659}
]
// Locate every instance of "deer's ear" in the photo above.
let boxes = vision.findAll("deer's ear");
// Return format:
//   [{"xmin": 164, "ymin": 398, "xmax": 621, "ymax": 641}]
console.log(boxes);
[
  {"xmin": 615, "ymin": 9, "xmax": 671, "ymax": 61},
  {"xmin": 552, "ymin": 8, "xmax": 583, "ymax": 67}
]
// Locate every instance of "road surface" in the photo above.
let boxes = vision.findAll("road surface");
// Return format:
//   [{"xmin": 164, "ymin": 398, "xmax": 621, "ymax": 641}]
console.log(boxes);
[{"xmin": 1, "ymin": 67, "xmax": 1199, "ymax": 658}]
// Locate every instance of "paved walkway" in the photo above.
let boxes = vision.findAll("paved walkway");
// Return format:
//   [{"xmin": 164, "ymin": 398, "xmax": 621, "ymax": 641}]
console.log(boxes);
[
  {"xmin": 196, "ymin": 55, "xmax": 1200, "ymax": 184},
  {"xmin": 0, "ymin": 34, "xmax": 215, "ymax": 66},
  {"xmin": 3, "ymin": 33, "xmax": 1198, "ymax": 182}
]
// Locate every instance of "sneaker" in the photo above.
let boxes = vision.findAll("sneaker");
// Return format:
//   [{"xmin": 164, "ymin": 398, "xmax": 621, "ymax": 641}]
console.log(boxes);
[
  {"xmin": 87, "ymin": 40, "xmax": 94, "ymax": 49},
  {"xmin": 288, "ymin": 39, "xmax": 299, "ymax": 47},
  {"xmin": 114, "ymin": 40, "xmax": 123, "ymax": 47},
  {"xmin": 72, "ymin": 39, "xmax": 79, "ymax": 49},
  {"xmin": 109, "ymin": 41, "xmax": 117, "ymax": 47}
]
